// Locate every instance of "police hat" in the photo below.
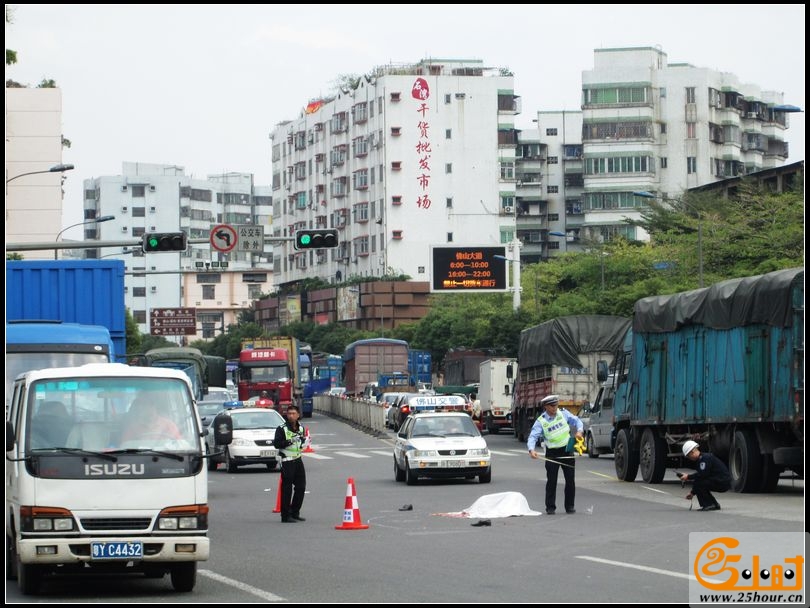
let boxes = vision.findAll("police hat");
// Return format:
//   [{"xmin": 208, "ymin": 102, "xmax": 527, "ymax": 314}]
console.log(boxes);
[{"xmin": 540, "ymin": 395, "xmax": 560, "ymax": 407}]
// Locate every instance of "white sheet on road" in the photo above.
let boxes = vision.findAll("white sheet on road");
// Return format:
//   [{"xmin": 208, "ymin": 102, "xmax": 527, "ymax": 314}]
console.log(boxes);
[{"xmin": 433, "ymin": 491, "xmax": 542, "ymax": 518}]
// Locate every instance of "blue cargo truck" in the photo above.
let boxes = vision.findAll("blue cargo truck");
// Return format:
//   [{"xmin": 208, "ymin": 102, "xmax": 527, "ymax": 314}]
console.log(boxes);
[
  {"xmin": 5, "ymin": 260, "xmax": 126, "ymax": 402},
  {"xmin": 611, "ymin": 268, "xmax": 804, "ymax": 493}
]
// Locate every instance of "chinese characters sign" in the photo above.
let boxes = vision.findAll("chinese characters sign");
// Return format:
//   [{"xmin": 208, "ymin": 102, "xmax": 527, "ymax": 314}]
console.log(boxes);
[
  {"xmin": 412, "ymin": 78, "xmax": 433, "ymax": 211},
  {"xmin": 430, "ymin": 246, "xmax": 507, "ymax": 293}
]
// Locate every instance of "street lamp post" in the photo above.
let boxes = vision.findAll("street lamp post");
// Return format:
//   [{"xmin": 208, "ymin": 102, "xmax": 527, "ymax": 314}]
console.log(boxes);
[
  {"xmin": 54, "ymin": 215, "xmax": 116, "ymax": 259},
  {"xmin": 6, "ymin": 163, "xmax": 75, "ymax": 185},
  {"xmin": 633, "ymin": 191, "xmax": 703, "ymax": 288},
  {"xmin": 495, "ymin": 231, "xmax": 565, "ymax": 313}
]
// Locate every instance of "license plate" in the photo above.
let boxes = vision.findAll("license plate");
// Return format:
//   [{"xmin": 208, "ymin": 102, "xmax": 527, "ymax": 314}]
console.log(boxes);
[
  {"xmin": 260, "ymin": 450, "xmax": 275, "ymax": 457},
  {"xmin": 444, "ymin": 460, "xmax": 467, "ymax": 468},
  {"xmin": 91, "ymin": 541, "xmax": 143, "ymax": 560}
]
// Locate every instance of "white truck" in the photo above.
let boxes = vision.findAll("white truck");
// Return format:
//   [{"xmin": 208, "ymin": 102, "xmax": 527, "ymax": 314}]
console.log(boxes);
[
  {"xmin": 477, "ymin": 358, "xmax": 516, "ymax": 434},
  {"xmin": 5, "ymin": 363, "xmax": 233, "ymax": 595}
]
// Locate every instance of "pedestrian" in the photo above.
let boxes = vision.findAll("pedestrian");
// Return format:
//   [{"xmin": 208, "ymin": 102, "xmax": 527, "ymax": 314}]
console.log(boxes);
[
  {"xmin": 257, "ymin": 390, "xmax": 275, "ymax": 408},
  {"xmin": 677, "ymin": 440, "xmax": 731, "ymax": 511},
  {"xmin": 526, "ymin": 394, "xmax": 584, "ymax": 514},
  {"xmin": 273, "ymin": 403, "xmax": 308, "ymax": 522}
]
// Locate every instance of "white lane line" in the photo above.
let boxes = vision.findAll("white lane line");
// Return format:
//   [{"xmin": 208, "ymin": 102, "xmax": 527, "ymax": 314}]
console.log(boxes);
[
  {"xmin": 333, "ymin": 451, "xmax": 371, "ymax": 458},
  {"xmin": 574, "ymin": 556, "xmax": 694, "ymax": 581},
  {"xmin": 302, "ymin": 452, "xmax": 332, "ymax": 459},
  {"xmin": 199, "ymin": 569, "xmax": 286, "ymax": 601},
  {"xmin": 370, "ymin": 450, "xmax": 393, "ymax": 456}
]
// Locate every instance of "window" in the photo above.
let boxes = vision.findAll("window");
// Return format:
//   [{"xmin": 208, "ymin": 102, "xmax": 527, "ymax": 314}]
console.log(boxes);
[
  {"xmin": 445, "ymin": 129, "xmax": 452, "ymax": 139},
  {"xmin": 196, "ymin": 273, "xmax": 222, "ymax": 283},
  {"xmin": 352, "ymin": 169, "xmax": 369, "ymax": 190},
  {"xmin": 660, "ymin": 157, "xmax": 668, "ymax": 169},
  {"xmin": 547, "ymin": 213, "xmax": 559, "ymax": 222},
  {"xmin": 202, "ymin": 285, "xmax": 216, "ymax": 300},
  {"xmin": 390, "ymin": 92, "xmax": 401, "ymax": 102},
  {"xmin": 685, "ymin": 87, "xmax": 696, "ymax": 104},
  {"xmin": 446, "ymin": 197, "xmax": 453, "ymax": 208},
  {"xmin": 390, "ymin": 127, "xmax": 401, "ymax": 136},
  {"xmin": 392, "ymin": 195, "xmax": 402, "ymax": 205},
  {"xmin": 131, "ymin": 185, "xmax": 145, "ymax": 198},
  {"xmin": 660, "ymin": 123, "xmax": 667, "ymax": 134},
  {"xmin": 547, "ymin": 185, "xmax": 559, "ymax": 193},
  {"xmin": 132, "ymin": 207, "xmax": 145, "ymax": 217},
  {"xmin": 686, "ymin": 123, "xmax": 697, "ymax": 139},
  {"xmin": 242, "ymin": 273, "xmax": 268, "ymax": 283},
  {"xmin": 687, "ymin": 157, "xmax": 697, "ymax": 174},
  {"xmin": 134, "ymin": 310, "xmax": 146, "ymax": 324},
  {"xmin": 391, "ymin": 161, "xmax": 402, "ymax": 171},
  {"xmin": 447, "ymin": 232, "xmax": 453, "ymax": 242},
  {"xmin": 546, "ymin": 128, "xmax": 558, "ymax": 136},
  {"xmin": 445, "ymin": 163, "xmax": 452, "ymax": 174},
  {"xmin": 548, "ymin": 156, "xmax": 558, "ymax": 164},
  {"xmin": 500, "ymin": 162, "xmax": 515, "ymax": 179},
  {"xmin": 445, "ymin": 93, "xmax": 451, "ymax": 104},
  {"xmin": 133, "ymin": 287, "xmax": 146, "ymax": 298}
]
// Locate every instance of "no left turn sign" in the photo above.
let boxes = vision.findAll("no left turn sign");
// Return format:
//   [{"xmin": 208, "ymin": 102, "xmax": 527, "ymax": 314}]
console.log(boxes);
[{"xmin": 210, "ymin": 224, "xmax": 237, "ymax": 253}]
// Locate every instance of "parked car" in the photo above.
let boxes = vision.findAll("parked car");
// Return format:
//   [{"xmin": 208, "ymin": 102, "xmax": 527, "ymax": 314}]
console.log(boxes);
[
  {"xmin": 197, "ymin": 399, "xmax": 227, "ymax": 430},
  {"xmin": 205, "ymin": 406, "xmax": 285, "ymax": 473},
  {"xmin": 327, "ymin": 386, "xmax": 347, "ymax": 397},
  {"xmin": 393, "ymin": 411, "xmax": 491, "ymax": 485},
  {"xmin": 379, "ymin": 392, "xmax": 411, "ymax": 428}
]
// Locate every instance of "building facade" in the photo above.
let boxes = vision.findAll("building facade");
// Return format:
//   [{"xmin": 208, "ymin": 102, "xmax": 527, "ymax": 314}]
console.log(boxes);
[
  {"xmin": 82, "ymin": 162, "xmax": 273, "ymax": 338},
  {"xmin": 269, "ymin": 58, "xmax": 520, "ymax": 289},
  {"xmin": 5, "ymin": 87, "xmax": 68, "ymax": 259}
]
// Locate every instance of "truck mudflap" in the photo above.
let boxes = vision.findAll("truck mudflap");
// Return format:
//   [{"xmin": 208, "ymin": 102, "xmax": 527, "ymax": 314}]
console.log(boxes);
[{"xmin": 16, "ymin": 535, "xmax": 210, "ymax": 565}]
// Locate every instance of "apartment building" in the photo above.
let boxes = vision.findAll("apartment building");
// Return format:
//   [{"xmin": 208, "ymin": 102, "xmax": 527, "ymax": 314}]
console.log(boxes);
[
  {"xmin": 82, "ymin": 162, "xmax": 273, "ymax": 338},
  {"xmin": 269, "ymin": 58, "xmax": 520, "ymax": 289}
]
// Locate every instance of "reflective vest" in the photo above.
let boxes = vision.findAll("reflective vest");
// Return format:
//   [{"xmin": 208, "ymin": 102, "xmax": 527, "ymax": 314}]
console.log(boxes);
[
  {"xmin": 281, "ymin": 424, "xmax": 305, "ymax": 461},
  {"xmin": 538, "ymin": 410, "xmax": 571, "ymax": 449}
]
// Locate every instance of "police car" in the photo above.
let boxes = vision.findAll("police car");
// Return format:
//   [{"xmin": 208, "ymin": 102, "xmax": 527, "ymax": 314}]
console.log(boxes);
[
  {"xmin": 205, "ymin": 406, "xmax": 285, "ymax": 473},
  {"xmin": 393, "ymin": 409, "xmax": 492, "ymax": 485}
]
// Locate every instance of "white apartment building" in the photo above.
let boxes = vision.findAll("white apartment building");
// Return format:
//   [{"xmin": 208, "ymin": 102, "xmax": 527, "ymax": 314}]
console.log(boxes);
[
  {"xmin": 269, "ymin": 58, "xmax": 520, "ymax": 288},
  {"xmin": 5, "ymin": 87, "xmax": 69, "ymax": 259},
  {"xmin": 83, "ymin": 162, "xmax": 273, "ymax": 338},
  {"xmin": 577, "ymin": 46, "xmax": 793, "ymax": 245}
]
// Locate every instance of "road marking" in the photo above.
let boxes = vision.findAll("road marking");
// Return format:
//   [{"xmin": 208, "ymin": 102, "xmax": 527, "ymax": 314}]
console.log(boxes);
[
  {"xmin": 574, "ymin": 556, "xmax": 694, "ymax": 581},
  {"xmin": 199, "ymin": 569, "xmax": 286, "ymax": 601},
  {"xmin": 641, "ymin": 485, "xmax": 670, "ymax": 494},
  {"xmin": 333, "ymin": 451, "xmax": 371, "ymax": 459},
  {"xmin": 370, "ymin": 450, "xmax": 392, "ymax": 456},
  {"xmin": 302, "ymin": 452, "xmax": 332, "ymax": 459}
]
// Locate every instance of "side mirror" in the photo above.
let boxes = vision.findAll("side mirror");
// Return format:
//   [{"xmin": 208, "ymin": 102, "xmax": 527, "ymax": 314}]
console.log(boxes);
[{"xmin": 213, "ymin": 413, "xmax": 233, "ymax": 446}]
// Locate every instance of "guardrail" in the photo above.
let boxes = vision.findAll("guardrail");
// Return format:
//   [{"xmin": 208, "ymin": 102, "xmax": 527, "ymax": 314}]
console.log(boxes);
[{"xmin": 313, "ymin": 395, "xmax": 387, "ymax": 434}]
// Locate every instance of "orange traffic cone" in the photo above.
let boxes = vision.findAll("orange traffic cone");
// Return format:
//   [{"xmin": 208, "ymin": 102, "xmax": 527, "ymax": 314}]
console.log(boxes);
[
  {"xmin": 272, "ymin": 475, "xmax": 282, "ymax": 514},
  {"xmin": 335, "ymin": 477, "xmax": 369, "ymax": 530},
  {"xmin": 302, "ymin": 426, "xmax": 314, "ymax": 453}
]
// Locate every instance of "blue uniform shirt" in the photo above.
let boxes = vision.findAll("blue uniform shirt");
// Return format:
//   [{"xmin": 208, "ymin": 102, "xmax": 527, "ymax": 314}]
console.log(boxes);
[{"xmin": 526, "ymin": 408, "xmax": 583, "ymax": 451}]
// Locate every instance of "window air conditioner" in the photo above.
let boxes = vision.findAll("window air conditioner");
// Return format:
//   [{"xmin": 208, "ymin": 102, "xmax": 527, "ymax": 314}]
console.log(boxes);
[
  {"xmin": 149, "ymin": 185, "xmax": 156, "ymax": 192},
  {"xmin": 503, "ymin": 206, "xmax": 514, "ymax": 214},
  {"xmin": 150, "ymin": 286, "xmax": 157, "ymax": 293},
  {"xmin": 121, "ymin": 185, "xmax": 128, "ymax": 192},
  {"xmin": 121, "ymin": 226, "xmax": 128, "ymax": 233},
  {"xmin": 121, "ymin": 206, "xmax": 128, "ymax": 213}
]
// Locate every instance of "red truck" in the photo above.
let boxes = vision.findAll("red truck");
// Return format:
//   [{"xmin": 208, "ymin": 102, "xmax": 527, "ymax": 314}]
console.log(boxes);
[{"xmin": 237, "ymin": 347, "xmax": 294, "ymax": 415}]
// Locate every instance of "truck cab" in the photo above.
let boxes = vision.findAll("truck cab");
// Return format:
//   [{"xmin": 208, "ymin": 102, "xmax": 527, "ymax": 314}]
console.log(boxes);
[{"xmin": 583, "ymin": 374, "xmax": 617, "ymax": 457}]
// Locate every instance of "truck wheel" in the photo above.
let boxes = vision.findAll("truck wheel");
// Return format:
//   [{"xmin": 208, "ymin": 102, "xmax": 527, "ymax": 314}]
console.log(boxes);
[
  {"xmin": 17, "ymin": 560, "xmax": 42, "ymax": 595},
  {"xmin": 758, "ymin": 454, "xmax": 781, "ymax": 493},
  {"xmin": 487, "ymin": 415, "xmax": 499, "ymax": 434},
  {"xmin": 170, "ymin": 562, "xmax": 197, "ymax": 592},
  {"xmin": 639, "ymin": 428, "xmax": 666, "ymax": 484},
  {"xmin": 6, "ymin": 532, "xmax": 18, "ymax": 580},
  {"xmin": 614, "ymin": 428, "xmax": 639, "ymax": 482},
  {"xmin": 729, "ymin": 429, "xmax": 762, "ymax": 493},
  {"xmin": 586, "ymin": 433, "xmax": 600, "ymax": 458}
]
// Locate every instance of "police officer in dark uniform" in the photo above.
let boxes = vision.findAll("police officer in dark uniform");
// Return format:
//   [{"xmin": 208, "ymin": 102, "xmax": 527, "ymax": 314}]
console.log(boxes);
[
  {"xmin": 677, "ymin": 440, "xmax": 731, "ymax": 511},
  {"xmin": 273, "ymin": 404, "xmax": 307, "ymax": 522}
]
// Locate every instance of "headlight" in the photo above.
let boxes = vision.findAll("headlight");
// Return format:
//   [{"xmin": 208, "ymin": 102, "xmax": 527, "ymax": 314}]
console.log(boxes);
[
  {"xmin": 468, "ymin": 448, "xmax": 490, "ymax": 456},
  {"xmin": 412, "ymin": 449, "xmax": 439, "ymax": 457}
]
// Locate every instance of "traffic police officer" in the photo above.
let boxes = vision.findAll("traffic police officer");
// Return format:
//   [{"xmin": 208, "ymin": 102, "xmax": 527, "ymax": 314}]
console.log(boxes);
[{"xmin": 273, "ymin": 404, "xmax": 309, "ymax": 522}]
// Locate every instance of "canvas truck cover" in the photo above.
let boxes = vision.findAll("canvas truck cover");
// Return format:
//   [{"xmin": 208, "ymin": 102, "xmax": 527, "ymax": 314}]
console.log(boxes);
[
  {"xmin": 633, "ymin": 267, "xmax": 803, "ymax": 333},
  {"xmin": 518, "ymin": 315, "xmax": 632, "ymax": 369}
]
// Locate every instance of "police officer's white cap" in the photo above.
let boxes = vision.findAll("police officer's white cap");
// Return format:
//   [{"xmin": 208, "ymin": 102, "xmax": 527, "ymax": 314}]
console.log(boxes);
[
  {"xmin": 682, "ymin": 440, "xmax": 699, "ymax": 457},
  {"xmin": 540, "ymin": 395, "xmax": 560, "ymax": 407}
]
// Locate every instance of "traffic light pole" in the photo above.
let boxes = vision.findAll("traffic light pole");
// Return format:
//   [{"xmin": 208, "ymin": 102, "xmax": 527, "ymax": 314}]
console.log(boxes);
[{"xmin": 6, "ymin": 236, "xmax": 295, "ymax": 253}]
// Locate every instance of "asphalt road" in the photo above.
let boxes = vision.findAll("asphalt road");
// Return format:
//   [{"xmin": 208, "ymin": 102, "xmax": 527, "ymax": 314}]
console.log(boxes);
[{"xmin": 6, "ymin": 412, "xmax": 805, "ymax": 603}]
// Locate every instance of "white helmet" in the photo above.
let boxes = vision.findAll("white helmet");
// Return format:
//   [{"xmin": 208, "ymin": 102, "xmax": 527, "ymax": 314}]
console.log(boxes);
[{"xmin": 682, "ymin": 440, "xmax": 699, "ymax": 457}]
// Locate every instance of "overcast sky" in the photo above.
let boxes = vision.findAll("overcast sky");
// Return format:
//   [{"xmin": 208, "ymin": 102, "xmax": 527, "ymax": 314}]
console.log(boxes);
[{"xmin": 5, "ymin": 4, "xmax": 805, "ymax": 235}]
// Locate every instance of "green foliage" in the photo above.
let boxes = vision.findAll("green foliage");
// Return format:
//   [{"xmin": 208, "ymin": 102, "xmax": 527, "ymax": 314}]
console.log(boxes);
[
  {"xmin": 6, "ymin": 252, "xmax": 24, "ymax": 260},
  {"xmin": 6, "ymin": 48, "xmax": 17, "ymax": 66},
  {"xmin": 37, "ymin": 78, "xmax": 57, "ymax": 88},
  {"xmin": 124, "ymin": 309, "xmax": 142, "ymax": 355}
]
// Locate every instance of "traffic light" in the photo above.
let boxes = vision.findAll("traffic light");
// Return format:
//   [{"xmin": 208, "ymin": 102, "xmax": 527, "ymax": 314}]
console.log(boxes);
[
  {"xmin": 294, "ymin": 229, "xmax": 339, "ymax": 250},
  {"xmin": 142, "ymin": 231, "xmax": 187, "ymax": 252}
]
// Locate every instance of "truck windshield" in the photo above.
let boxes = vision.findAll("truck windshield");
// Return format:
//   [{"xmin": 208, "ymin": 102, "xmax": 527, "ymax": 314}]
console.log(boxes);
[
  {"xmin": 27, "ymin": 377, "xmax": 199, "ymax": 453},
  {"xmin": 6, "ymin": 352, "xmax": 108, "ymax": 403},
  {"xmin": 242, "ymin": 366, "xmax": 290, "ymax": 382}
]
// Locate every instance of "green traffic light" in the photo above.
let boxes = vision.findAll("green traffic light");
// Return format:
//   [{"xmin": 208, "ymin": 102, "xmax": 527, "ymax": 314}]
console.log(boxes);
[
  {"xmin": 300, "ymin": 234, "xmax": 311, "ymax": 246},
  {"xmin": 148, "ymin": 237, "xmax": 159, "ymax": 248}
]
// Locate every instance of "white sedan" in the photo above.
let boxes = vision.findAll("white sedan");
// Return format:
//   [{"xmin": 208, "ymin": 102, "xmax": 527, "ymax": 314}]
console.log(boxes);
[
  {"xmin": 205, "ymin": 407, "xmax": 285, "ymax": 473},
  {"xmin": 393, "ymin": 412, "xmax": 491, "ymax": 485}
]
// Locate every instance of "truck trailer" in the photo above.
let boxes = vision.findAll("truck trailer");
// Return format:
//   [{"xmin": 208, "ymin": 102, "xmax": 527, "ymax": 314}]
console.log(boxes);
[
  {"xmin": 342, "ymin": 338, "xmax": 409, "ymax": 396},
  {"xmin": 611, "ymin": 267, "xmax": 804, "ymax": 493}
]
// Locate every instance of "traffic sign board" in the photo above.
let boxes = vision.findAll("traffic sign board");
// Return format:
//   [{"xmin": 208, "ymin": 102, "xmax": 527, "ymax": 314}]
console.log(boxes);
[
  {"xmin": 150, "ymin": 307, "xmax": 197, "ymax": 336},
  {"xmin": 236, "ymin": 225, "xmax": 264, "ymax": 252},
  {"xmin": 210, "ymin": 224, "xmax": 237, "ymax": 253}
]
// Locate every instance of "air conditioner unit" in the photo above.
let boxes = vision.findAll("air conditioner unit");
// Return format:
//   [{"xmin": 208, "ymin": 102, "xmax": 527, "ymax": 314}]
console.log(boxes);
[
  {"xmin": 149, "ymin": 185, "xmax": 156, "ymax": 192},
  {"xmin": 503, "ymin": 206, "xmax": 514, "ymax": 214},
  {"xmin": 150, "ymin": 286, "xmax": 157, "ymax": 293},
  {"xmin": 121, "ymin": 185, "xmax": 128, "ymax": 192},
  {"xmin": 121, "ymin": 226, "xmax": 128, "ymax": 233},
  {"xmin": 121, "ymin": 206, "xmax": 128, "ymax": 213}
]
